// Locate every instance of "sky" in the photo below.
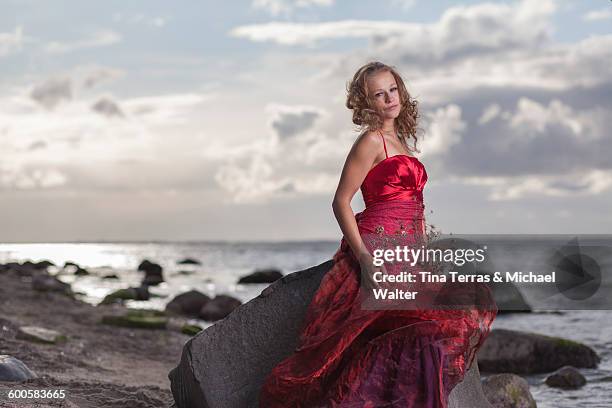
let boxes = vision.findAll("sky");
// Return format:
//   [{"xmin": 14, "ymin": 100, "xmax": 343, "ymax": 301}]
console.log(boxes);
[{"xmin": 1, "ymin": 0, "xmax": 611, "ymax": 242}]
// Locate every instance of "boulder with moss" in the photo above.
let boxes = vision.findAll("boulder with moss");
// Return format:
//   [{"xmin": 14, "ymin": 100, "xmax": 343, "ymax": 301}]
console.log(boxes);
[
  {"xmin": 478, "ymin": 328, "xmax": 600, "ymax": 374},
  {"xmin": 481, "ymin": 373, "xmax": 536, "ymax": 408},
  {"xmin": 101, "ymin": 309, "xmax": 168, "ymax": 330}
]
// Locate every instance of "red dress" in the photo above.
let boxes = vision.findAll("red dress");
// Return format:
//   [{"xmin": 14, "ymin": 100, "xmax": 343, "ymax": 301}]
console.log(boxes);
[{"xmin": 259, "ymin": 131, "xmax": 497, "ymax": 407}]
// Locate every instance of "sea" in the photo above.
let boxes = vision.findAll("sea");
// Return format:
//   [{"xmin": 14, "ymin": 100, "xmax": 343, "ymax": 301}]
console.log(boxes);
[{"xmin": 1, "ymin": 236, "xmax": 610, "ymax": 407}]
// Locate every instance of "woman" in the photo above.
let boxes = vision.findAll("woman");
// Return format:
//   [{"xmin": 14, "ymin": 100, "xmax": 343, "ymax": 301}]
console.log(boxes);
[{"xmin": 259, "ymin": 61, "xmax": 497, "ymax": 407}]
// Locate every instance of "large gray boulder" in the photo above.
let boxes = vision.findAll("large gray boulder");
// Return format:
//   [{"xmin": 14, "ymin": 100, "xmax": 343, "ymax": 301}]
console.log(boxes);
[
  {"xmin": 478, "ymin": 328, "xmax": 600, "ymax": 374},
  {"xmin": 168, "ymin": 259, "xmax": 493, "ymax": 408}
]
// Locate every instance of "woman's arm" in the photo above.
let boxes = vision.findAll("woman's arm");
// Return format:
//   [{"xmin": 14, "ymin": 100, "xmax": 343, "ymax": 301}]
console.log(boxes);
[{"xmin": 331, "ymin": 131, "xmax": 381, "ymax": 259}]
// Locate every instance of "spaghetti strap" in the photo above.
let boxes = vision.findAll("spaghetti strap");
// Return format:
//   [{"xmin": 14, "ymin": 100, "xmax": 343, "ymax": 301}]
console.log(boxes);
[{"xmin": 379, "ymin": 130, "xmax": 388, "ymax": 159}]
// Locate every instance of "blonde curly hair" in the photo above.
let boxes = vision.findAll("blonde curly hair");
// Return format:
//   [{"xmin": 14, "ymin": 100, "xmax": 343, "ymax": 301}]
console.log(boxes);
[{"xmin": 345, "ymin": 61, "xmax": 421, "ymax": 153}]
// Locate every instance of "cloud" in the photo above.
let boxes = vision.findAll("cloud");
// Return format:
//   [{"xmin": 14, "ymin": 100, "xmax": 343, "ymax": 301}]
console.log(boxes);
[
  {"xmin": 230, "ymin": 1, "xmax": 612, "ymax": 107},
  {"xmin": 112, "ymin": 13, "xmax": 168, "ymax": 27},
  {"xmin": 91, "ymin": 97, "xmax": 124, "ymax": 117},
  {"xmin": 266, "ymin": 103, "xmax": 324, "ymax": 140},
  {"xmin": 0, "ymin": 79, "xmax": 218, "ymax": 195},
  {"xmin": 234, "ymin": 0, "xmax": 555, "ymax": 57},
  {"xmin": 122, "ymin": 93, "xmax": 211, "ymax": 123},
  {"xmin": 420, "ymin": 104, "xmax": 466, "ymax": 157},
  {"xmin": 0, "ymin": 164, "xmax": 68, "ymax": 190},
  {"xmin": 5, "ymin": 2, "xmax": 612, "ymax": 207},
  {"xmin": 432, "ymin": 96, "xmax": 612, "ymax": 200},
  {"xmin": 230, "ymin": 20, "xmax": 412, "ymax": 47},
  {"xmin": 26, "ymin": 140, "xmax": 47, "ymax": 151},
  {"xmin": 214, "ymin": 149, "xmax": 342, "ymax": 203},
  {"xmin": 497, "ymin": 98, "xmax": 605, "ymax": 167},
  {"xmin": 251, "ymin": 0, "xmax": 333, "ymax": 16},
  {"xmin": 79, "ymin": 66, "xmax": 125, "ymax": 89},
  {"xmin": 478, "ymin": 103, "xmax": 501, "ymax": 125},
  {"xmin": 0, "ymin": 26, "xmax": 23, "ymax": 57},
  {"xmin": 509, "ymin": 97, "xmax": 583, "ymax": 135},
  {"xmin": 582, "ymin": 8, "xmax": 612, "ymax": 22},
  {"xmin": 27, "ymin": 66, "xmax": 124, "ymax": 110},
  {"xmin": 464, "ymin": 169, "xmax": 612, "ymax": 201},
  {"xmin": 390, "ymin": 0, "xmax": 417, "ymax": 11},
  {"xmin": 215, "ymin": 153, "xmax": 292, "ymax": 203},
  {"xmin": 212, "ymin": 102, "xmax": 344, "ymax": 202},
  {"xmin": 44, "ymin": 30, "xmax": 121, "ymax": 54},
  {"xmin": 30, "ymin": 77, "xmax": 72, "ymax": 109}
]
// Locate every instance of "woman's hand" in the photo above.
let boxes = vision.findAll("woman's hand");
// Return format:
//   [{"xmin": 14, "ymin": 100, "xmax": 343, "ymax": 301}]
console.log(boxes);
[{"xmin": 357, "ymin": 251, "xmax": 386, "ymax": 293}]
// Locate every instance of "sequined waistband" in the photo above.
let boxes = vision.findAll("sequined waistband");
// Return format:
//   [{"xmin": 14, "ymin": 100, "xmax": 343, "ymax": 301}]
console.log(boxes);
[
  {"xmin": 355, "ymin": 198, "xmax": 426, "ymax": 236},
  {"xmin": 363, "ymin": 190, "xmax": 424, "ymax": 210},
  {"xmin": 362, "ymin": 197, "xmax": 425, "ymax": 214}
]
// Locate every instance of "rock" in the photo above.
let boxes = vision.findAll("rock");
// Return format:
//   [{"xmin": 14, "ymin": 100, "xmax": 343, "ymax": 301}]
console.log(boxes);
[
  {"xmin": 142, "ymin": 274, "xmax": 164, "ymax": 285},
  {"xmin": 169, "ymin": 259, "xmax": 494, "ymax": 408},
  {"xmin": 101, "ymin": 309, "xmax": 167, "ymax": 330},
  {"xmin": 6, "ymin": 262, "xmax": 40, "ymax": 277},
  {"xmin": 174, "ymin": 270, "xmax": 195, "ymax": 276},
  {"xmin": 167, "ymin": 318, "xmax": 203, "ymax": 336},
  {"xmin": 545, "ymin": 365, "xmax": 586, "ymax": 389},
  {"xmin": 181, "ymin": 325, "xmax": 203, "ymax": 336},
  {"xmin": 481, "ymin": 373, "xmax": 536, "ymax": 408},
  {"xmin": 0, "ymin": 355, "xmax": 37, "ymax": 382},
  {"xmin": 21, "ymin": 260, "xmax": 37, "ymax": 269},
  {"xmin": 491, "ymin": 283, "xmax": 532, "ymax": 314},
  {"xmin": 74, "ymin": 267, "xmax": 90, "ymax": 276},
  {"xmin": 100, "ymin": 286, "xmax": 150, "ymax": 305},
  {"xmin": 199, "ymin": 295, "xmax": 242, "ymax": 321},
  {"xmin": 31, "ymin": 274, "xmax": 73, "ymax": 295},
  {"xmin": 22, "ymin": 260, "xmax": 55, "ymax": 270},
  {"xmin": 238, "ymin": 268, "xmax": 283, "ymax": 284},
  {"xmin": 102, "ymin": 273, "xmax": 120, "ymax": 279},
  {"xmin": 478, "ymin": 328, "xmax": 600, "ymax": 374},
  {"xmin": 138, "ymin": 259, "xmax": 162, "ymax": 273},
  {"xmin": 1, "ymin": 262, "xmax": 21, "ymax": 271},
  {"xmin": 17, "ymin": 326, "xmax": 67, "ymax": 344},
  {"xmin": 177, "ymin": 258, "xmax": 201, "ymax": 265},
  {"xmin": 101, "ymin": 288, "xmax": 137, "ymax": 304},
  {"xmin": 165, "ymin": 290, "xmax": 211, "ymax": 317},
  {"xmin": 138, "ymin": 259, "xmax": 164, "ymax": 286},
  {"xmin": 132, "ymin": 285, "xmax": 150, "ymax": 300},
  {"xmin": 447, "ymin": 361, "xmax": 494, "ymax": 408},
  {"xmin": 37, "ymin": 260, "xmax": 55, "ymax": 269}
]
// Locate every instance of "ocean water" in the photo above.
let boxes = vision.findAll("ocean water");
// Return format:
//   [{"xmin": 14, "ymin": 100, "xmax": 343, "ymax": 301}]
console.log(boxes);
[
  {"xmin": 1, "ymin": 238, "xmax": 610, "ymax": 407},
  {"xmin": 0, "ymin": 240, "xmax": 338, "ymax": 311}
]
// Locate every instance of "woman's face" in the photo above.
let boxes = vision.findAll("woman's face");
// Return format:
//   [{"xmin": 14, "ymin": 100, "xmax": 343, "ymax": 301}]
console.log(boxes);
[{"xmin": 366, "ymin": 70, "xmax": 401, "ymax": 119}]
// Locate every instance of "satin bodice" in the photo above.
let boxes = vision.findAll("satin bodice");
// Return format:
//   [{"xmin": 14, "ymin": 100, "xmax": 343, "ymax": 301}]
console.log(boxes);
[{"xmin": 360, "ymin": 154, "xmax": 428, "ymax": 207}]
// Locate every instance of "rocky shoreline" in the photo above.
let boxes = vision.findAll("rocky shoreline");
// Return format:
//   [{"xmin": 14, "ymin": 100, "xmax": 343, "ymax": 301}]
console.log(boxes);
[
  {"xmin": 1, "ymin": 259, "xmax": 604, "ymax": 407},
  {"xmin": 0, "ymin": 261, "xmax": 186, "ymax": 408}
]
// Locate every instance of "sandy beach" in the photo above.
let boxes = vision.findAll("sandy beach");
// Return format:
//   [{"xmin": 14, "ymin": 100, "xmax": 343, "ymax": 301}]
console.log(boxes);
[{"xmin": 0, "ymin": 263, "xmax": 184, "ymax": 408}]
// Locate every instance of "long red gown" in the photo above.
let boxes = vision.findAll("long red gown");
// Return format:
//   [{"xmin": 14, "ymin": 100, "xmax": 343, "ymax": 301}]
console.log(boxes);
[{"xmin": 259, "ymin": 132, "xmax": 498, "ymax": 407}]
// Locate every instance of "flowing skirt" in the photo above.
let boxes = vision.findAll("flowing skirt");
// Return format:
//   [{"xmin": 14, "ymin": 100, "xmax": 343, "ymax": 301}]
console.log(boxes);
[{"xmin": 259, "ymin": 200, "xmax": 497, "ymax": 407}]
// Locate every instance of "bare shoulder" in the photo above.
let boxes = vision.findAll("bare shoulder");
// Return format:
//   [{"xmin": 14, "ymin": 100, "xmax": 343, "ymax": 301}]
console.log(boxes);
[{"xmin": 352, "ymin": 130, "xmax": 381, "ymax": 157}]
